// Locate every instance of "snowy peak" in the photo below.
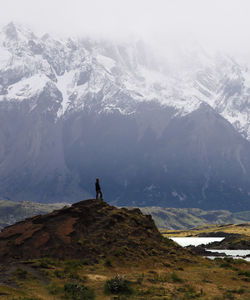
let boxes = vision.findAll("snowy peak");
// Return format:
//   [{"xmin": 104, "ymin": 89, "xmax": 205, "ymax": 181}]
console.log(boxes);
[
  {"xmin": 1, "ymin": 24, "xmax": 250, "ymax": 210},
  {"xmin": 1, "ymin": 23, "xmax": 250, "ymax": 139},
  {"xmin": 0, "ymin": 22, "xmax": 37, "ymax": 48},
  {"xmin": 3, "ymin": 22, "xmax": 18, "ymax": 40}
]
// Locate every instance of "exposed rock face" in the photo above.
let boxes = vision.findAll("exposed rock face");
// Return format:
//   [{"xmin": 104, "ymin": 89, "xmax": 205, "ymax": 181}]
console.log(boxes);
[
  {"xmin": 186, "ymin": 245, "xmax": 223, "ymax": 257},
  {"xmin": 2, "ymin": 23, "xmax": 250, "ymax": 210},
  {"xmin": 0, "ymin": 199, "xmax": 179, "ymax": 262}
]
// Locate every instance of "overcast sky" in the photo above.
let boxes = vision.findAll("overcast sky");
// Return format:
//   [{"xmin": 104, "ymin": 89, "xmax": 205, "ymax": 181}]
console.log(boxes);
[{"xmin": 1, "ymin": 0, "xmax": 250, "ymax": 53}]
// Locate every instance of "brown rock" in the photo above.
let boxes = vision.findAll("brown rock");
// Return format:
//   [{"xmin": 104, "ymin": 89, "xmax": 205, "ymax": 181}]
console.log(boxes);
[{"xmin": 0, "ymin": 199, "xmax": 181, "ymax": 262}]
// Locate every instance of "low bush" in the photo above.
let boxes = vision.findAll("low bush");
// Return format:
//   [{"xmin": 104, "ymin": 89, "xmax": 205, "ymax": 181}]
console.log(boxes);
[
  {"xmin": 104, "ymin": 258, "xmax": 113, "ymax": 267},
  {"xmin": 136, "ymin": 273, "xmax": 144, "ymax": 284},
  {"xmin": 228, "ymin": 288, "xmax": 245, "ymax": 294},
  {"xmin": 13, "ymin": 268, "xmax": 28, "ymax": 280},
  {"xmin": 171, "ymin": 272, "xmax": 183, "ymax": 283},
  {"xmin": 104, "ymin": 274, "xmax": 133, "ymax": 295},
  {"xmin": 48, "ymin": 283, "xmax": 63, "ymax": 295},
  {"xmin": 177, "ymin": 285, "xmax": 201, "ymax": 298},
  {"xmin": 33, "ymin": 257, "xmax": 57, "ymax": 269},
  {"xmin": 219, "ymin": 262, "xmax": 232, "ymax": 269},
  {"xmin": 54, "ymin": 269, "xmax": 66, "ymax": 279},
  {"xmin": 238, "ymin": 270, "xmax": 250, "ymax": 277},
  {"xmin": 64, "ymin": 259, "xmax": 82, "ymax": 269},
  {"xmin": 64, "ymin": 283, "xmax": 95, "ymax": 300}
]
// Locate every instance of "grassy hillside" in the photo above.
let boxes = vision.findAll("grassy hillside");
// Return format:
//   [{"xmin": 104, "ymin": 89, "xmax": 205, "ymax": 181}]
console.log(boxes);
[
  {"xmin": 140, "ymin": 207, "xmax": 250, "ymax": 229},
  {"xmin": 0, "ymin": 199, "xmax": 67, "ymax": 230},
  {"xmin": 0, "ymin": 199, "xmax": 249, "ymax": 231},
  {"xmin": 162, "ymin": 223, "xmax": 250, "ymax": 237},
  {"xmin": 0, "ymin": 252, "xmax": 250, "ymax": 299},
  {"xmin": 0, "ymin": 200, "xmax": 249, "ymax": 299}
]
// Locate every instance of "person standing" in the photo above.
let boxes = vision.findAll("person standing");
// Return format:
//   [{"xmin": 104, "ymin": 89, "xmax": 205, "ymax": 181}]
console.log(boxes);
[{"xmin": 95, "ymin": 178, "xmax": 103, "ymax": 200}]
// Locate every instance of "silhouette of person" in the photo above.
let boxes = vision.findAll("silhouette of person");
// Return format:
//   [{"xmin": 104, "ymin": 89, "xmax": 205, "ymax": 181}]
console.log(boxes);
[{"xmin": 95, "ymin": 178, "xmax": 103, "ymax": 200}]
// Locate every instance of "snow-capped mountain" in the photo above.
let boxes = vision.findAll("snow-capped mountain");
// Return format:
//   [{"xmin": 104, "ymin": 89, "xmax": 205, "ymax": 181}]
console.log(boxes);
[{"xmin": 1, "ymin": 22, "xmax": 250, "ymax": 211}]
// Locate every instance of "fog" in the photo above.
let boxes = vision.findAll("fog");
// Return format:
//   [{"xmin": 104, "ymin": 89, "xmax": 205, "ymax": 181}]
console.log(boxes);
[{"xmin": 1, "ymin": 0, "xmax": 250, "ymax": 55}]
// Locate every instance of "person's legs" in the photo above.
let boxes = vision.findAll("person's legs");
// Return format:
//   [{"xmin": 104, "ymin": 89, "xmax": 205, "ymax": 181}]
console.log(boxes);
[{"xmin": 96, "ymin": 190, "xmax": 103, "ymax": 200}]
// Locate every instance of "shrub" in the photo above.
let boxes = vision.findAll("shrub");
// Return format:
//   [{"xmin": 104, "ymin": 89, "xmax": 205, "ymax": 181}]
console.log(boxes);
[
  {"xmin": 104, "ymin": 258, "xmax": 113, "ymax": 267},
  {"xmin": 104, "ymin": 274, "xmax": 133, "ymax": 295},
  {"xmin": 68, "ymin": 271, "xmax": 81, "ymax": 280},
  {"xmin": 228, "ymin": 288, "xmax": 245, "ymax": 294},
  {"xmin": 81, "ymin": 259, "xmax": 90, "ymax": 265},
  {"xmin": 177, "ymin": 285, "xmax": 201, "ymax": 298},
  {"xmin": 238, "ymin": 270, "xmax": 250, "ymax": 277},
  {"xmin": 41, "ymin": 257, "xmax": 58, "ymax": 266},
  {"xmin": 33, "ymin": 257, "xmax": 57, "ymax": 269},
  {"xmin": 64, "ymin": 283, "xmax": 95, "ymax": 300},
  {"xmin": 223, "ymin": 257, "xmax": 234, "ymax": 263},
  {"xmin": 48, "ymin": 283, "xmax": 63, "ymax": 295},
  {"xmin": 231, "ymin": 258, "xmax": 246, "ymax": 265},
  {"xmin": 64, "ymin": 259, "xmax": 82, "ymax": 269},
  {"xmin": 63, "ymin": 260, "xmax": 82, "ymax": 276},
  {"xmin": 13, "ymin": 268, "xmax": 28, "ymax": 280},
  {"xmin": 136, "ymin": 273, "xmax": 144, "ymax": 284},
  {"xmin": 219, "ymin": 262, "xmax": 232, "ymax": 269},
  {"xmin": 223, "ymin": 291, "xmax": 235, "ymax": 300},
  {"xmin": 171, "ymin": 272, "xmax": 183, "ymax": 283},
  {"xmin": 54, "ymin": 269, "xmax": 66, "ymax": 279}
]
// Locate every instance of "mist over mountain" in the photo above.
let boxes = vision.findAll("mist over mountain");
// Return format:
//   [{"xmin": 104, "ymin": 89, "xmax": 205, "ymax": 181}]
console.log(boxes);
[{"xmin": 1, "ymin": 22, "xmax": 250, "ymax": 211}]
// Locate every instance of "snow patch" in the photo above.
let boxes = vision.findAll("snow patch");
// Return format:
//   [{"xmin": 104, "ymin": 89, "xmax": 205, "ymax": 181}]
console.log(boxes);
[
  {"xmin": 56, "ymin": 70, "xmax": 76, "ymax": 117},
  {"xmin": 171, "ymin": 191, "xmax": 187, "ymax": 202},
  {"xmin": 96, "ymin": 54, "xmax": 115, "ymax": 71},
  {"xmin": 0, "ymin": 48, "xmax": 11, "ymax": 69},
  {"xmin": 6, "ymin": 74, "xmax": 49, "ymax": 100}
]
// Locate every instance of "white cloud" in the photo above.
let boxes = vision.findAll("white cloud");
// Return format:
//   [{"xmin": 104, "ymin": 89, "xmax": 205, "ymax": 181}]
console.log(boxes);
[{"xmin": 0, "ymin": 0, "xmax": 250, "ymax": 53}]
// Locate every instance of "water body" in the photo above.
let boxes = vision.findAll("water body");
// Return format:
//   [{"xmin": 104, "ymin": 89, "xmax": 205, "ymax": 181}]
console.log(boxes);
[
  {"xmin": 169, "ymin": 237, "xmax": 225, "ymax": 247},
  {"xmin": 169, "ymin": 237, "xmax": 250, "ymax": 261},
  {"xmin": 206, "ymin": 249, "xmax": 250, "ymax": 262}
]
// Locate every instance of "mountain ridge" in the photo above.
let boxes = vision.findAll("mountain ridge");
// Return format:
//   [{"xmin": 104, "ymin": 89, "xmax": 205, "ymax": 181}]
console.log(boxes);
[{"xmin": 1, "ymin": 23, "xmax": 250, "ymax": 209}]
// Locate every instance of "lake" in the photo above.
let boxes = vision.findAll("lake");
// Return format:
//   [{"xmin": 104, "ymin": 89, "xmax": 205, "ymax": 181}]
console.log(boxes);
[
  {"xmin": 169, "ymin": 237, "xmax": 225, "ymax": 247},
  {"xmin": 207, "ymin": 249, "xmax": 250, "ymax": 261},
  {"xmin": 169, "ymin": 237, "xmax": 250, "ymax": 261}
]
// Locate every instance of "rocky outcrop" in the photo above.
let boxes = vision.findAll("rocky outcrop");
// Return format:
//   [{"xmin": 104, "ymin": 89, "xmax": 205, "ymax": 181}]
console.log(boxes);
[
  {"xmin": 205, "ymin": 235, "xmax": 250, "ymax": 250},
  {"xmin": 186, "ymin": 245, "xmax": 224, "ymax": 257},
  {"xmin": 0, "ymin": 199, "xmax": 182, "ymax": 262}
]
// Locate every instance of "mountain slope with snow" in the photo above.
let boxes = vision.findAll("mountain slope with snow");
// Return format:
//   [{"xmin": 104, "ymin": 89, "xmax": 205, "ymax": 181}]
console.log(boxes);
[{"xmin": 1, "ymin": 23, "xmax": 250, "ymax": 210}]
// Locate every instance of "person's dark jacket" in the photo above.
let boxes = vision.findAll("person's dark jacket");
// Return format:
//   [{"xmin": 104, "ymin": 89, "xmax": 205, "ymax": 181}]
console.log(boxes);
[{"xmin": 95, "ymin": 181, "xmax": 101, "ymax": 191}]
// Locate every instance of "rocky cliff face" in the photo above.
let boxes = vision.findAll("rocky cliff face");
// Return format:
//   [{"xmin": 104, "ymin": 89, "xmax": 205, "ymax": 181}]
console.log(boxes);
[
  {"xmin": 1, "ymin": 23, "xmax": 250, "ymax": 210},
  {"xmin": 0, "ymin": 199, "xmax": 180, "ymax": 262}
]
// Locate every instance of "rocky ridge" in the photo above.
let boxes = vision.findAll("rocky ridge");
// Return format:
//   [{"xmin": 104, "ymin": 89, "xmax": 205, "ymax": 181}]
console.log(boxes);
[{"xmin": 0, "ymin": 199, "xmax": 182, "ymax": 262}]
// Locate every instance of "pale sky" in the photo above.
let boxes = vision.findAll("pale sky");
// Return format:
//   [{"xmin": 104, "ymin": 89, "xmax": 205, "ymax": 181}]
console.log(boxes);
[{"xmin": 1, "ymin": 0, "xmax": 250, "ymax": 52}]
